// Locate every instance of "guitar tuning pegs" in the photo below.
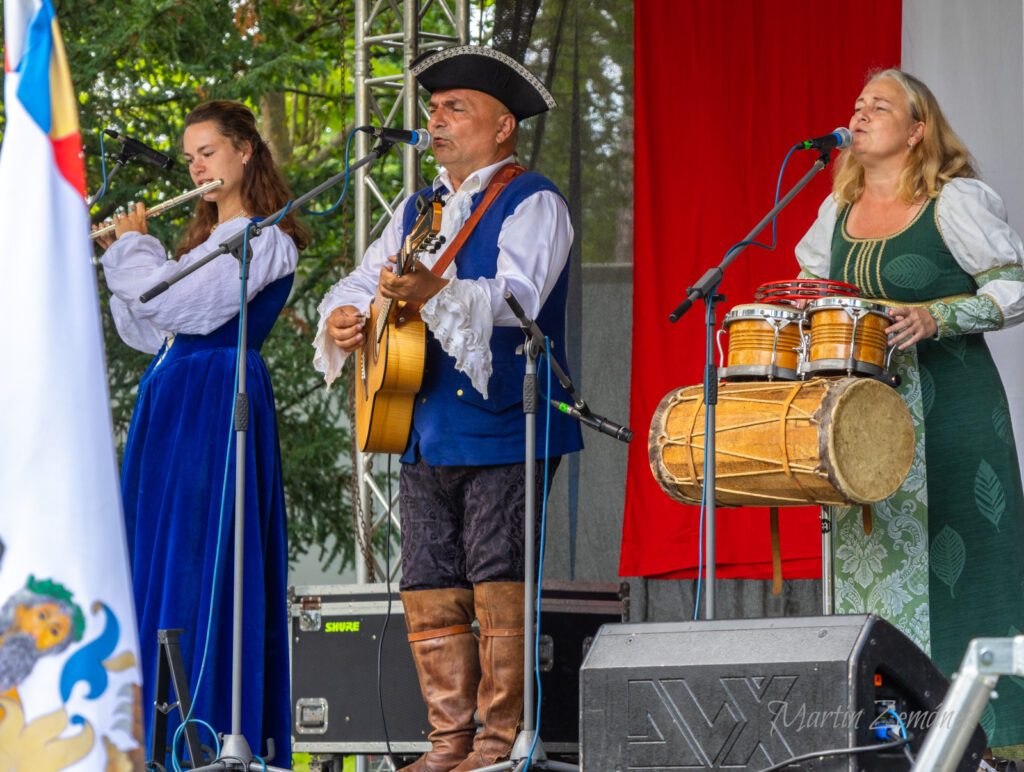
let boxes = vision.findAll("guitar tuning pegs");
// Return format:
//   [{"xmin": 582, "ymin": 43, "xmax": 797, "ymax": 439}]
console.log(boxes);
[{"xmin": 436, "ymin": 235, "xmax": 446, "ymax": 244}]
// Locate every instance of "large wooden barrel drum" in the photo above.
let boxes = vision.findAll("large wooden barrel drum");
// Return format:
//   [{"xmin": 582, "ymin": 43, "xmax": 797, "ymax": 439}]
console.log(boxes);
[{"xmin": 649, "ymin": 377, "xmax": 914, "ymax": 507}]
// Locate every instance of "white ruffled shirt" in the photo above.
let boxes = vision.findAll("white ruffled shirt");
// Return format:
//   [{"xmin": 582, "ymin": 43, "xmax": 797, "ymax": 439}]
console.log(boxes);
[
  {"xmin": 312, "ymin": 157, "xmax": 573, "ymax": 397},
  {"xmin": 795, "ymin": 178, "xmax": 1024, "ymax": 328},
  {"xmin": 101, "ymin": 218, "xmax": 299, "ymax": 354}
]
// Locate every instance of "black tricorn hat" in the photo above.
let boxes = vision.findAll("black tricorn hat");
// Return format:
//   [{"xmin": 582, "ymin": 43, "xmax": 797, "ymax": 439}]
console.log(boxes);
[{"xmin": 410, "ymin": 45, "xmax": 556, "ymax": 121}]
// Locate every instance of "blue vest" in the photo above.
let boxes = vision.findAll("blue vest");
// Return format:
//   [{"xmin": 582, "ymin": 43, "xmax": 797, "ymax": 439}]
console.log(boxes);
[{"xmin": 399, "ymin": 172, "xmax": 583, "ymax": 465}]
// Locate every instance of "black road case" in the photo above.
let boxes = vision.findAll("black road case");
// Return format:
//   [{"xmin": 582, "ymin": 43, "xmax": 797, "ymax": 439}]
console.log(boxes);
[{"xmin": 290, "ymin": 581, "xmax": 627, "ymax": 757}]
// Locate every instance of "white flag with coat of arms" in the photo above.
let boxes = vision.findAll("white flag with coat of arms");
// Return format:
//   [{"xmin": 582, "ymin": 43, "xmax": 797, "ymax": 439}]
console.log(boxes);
[{"xmin": 0, "ymin": 0, "xmax": 144, "ymax": 770}]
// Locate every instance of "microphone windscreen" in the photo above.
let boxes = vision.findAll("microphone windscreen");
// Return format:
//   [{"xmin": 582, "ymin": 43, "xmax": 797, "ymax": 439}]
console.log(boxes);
[{"xmin": 412, "ymin": 129, "xmax": 432, "ymax": 152}]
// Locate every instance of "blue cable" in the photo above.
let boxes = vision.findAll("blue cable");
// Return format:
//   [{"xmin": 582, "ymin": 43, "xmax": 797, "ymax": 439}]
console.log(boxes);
[
  {"xmin": 255, "ymin": 199, "xmax": 293, "ymax": 229},
  {"xmin": 719, "ymin": 144, "xmax": 798, "ymax": 260},
  {"xmin": 526, "ymin": 339, "xmax": 554, "ymax": 768},
  {"xmin": 692, "ymin": 145, "xmax": 799, "ymax": 619},
  {"xmin": 91, "ymin": 129, "xmax": 111, "ymax": 207},
  {"xmin": 171, "ymin": 718, "xmax": 221, "ymax": 772},
  {"xmin": 301, "ymin": 129, "xmax": 358, "ymax": 215},
  {"xmin": 170, "ymin": 223, "xmax": 254, "ymax": 772},
  {"xmin": 885, "ymin": 707, "xmax": 909, "ymax": 740}
]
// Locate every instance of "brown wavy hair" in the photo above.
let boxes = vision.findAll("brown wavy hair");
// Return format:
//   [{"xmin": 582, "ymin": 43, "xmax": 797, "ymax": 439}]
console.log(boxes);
[
  {"xmin": 832, "ymin": 69, "xmax": 976, "ymax": 206},
  {"xmin": 175, "ymin": 100, "xmax": 310, "ymax": 257}
]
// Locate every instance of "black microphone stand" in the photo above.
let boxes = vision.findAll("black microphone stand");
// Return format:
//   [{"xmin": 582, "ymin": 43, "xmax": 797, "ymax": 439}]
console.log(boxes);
[
  {"xmin": 138, "ymin": 140, "xmax": 400, "ymax": 772},
  {"xmin": 667, "ymin": 147, "xmax": 835, "ymax": 621},
  {"xmin": 473, "ymin": 291, "xmax": 631, "ymax": 772}
]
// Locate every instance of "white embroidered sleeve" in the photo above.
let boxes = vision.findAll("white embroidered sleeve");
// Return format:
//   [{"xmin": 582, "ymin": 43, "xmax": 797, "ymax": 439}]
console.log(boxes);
[
  {"xmin": 312, "ymin": 196, "xmax": 411, "ymax": 387},
  {"xmin": 795, "ymin": 195, "xmax": 839, "ymax": 280},
  {"xmin": 935, "ymin": 178, "xmax": 1024, "ymax": 333},
  {"xmin": 100, "ymin": 223, "xmax": 297, "ymax": 353},
  {"xmin": 420, "ymin": 189, "xmax": 573, "ymax": 398},
  {"xmin": 420, "ymin": 279, "xmax": 494, "ymax": 398}
]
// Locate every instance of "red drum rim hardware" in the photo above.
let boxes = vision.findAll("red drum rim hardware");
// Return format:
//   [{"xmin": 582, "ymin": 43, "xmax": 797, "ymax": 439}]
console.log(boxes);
[{"xmin": 754, "ymin": 279, "xmax": 861, "ymax": 305}]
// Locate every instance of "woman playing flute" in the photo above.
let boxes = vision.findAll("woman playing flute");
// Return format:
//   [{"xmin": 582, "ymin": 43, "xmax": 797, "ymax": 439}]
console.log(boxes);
[{"xmin": 94, "ymin": 99, "xmax": 308, "ymax": 766}]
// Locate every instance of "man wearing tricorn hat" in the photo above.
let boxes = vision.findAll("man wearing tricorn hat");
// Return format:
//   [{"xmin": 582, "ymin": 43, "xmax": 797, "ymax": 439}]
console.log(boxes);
[{"xmin": 314, "ymin": 45, "xmax": 582, "ymax": 772}]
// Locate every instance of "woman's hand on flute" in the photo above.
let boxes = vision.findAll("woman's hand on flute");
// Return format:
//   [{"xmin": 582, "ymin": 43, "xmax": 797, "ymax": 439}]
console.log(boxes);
[
  {"xmin": 114, "ymin": 202, "xmax": 149, "ymax": 238},
  {"xmin": 93, "ymin": 202, "xmax": 149, "ymax": 249}
]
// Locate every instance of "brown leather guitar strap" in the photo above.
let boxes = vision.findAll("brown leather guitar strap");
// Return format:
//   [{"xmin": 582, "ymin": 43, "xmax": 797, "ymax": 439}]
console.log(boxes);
[
  {"xmin": 429, "ymin": 163, "xmax": 526, "ymax": 278},
  {"xmin": 398, "ymin": 164, "xmax": 527, "ymax": 323}
]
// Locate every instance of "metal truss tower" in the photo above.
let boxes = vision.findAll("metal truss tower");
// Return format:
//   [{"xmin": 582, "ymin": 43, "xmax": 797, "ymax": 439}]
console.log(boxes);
[{"xmin": 352, "ymin": 0, "xmax": 469, "ymax": 583}]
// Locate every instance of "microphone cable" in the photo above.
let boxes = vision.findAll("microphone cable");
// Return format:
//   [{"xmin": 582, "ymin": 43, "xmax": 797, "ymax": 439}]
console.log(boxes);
[
  {"xmin": 89, "ymin": 128, "xmax": 113, "ymax": 208},
  {"xmin": 756, "ymin": 735, "xmax": 911, "ymax": 772},
  {"xmin": 171, "ymin": 224, "xmax": 256, "ymax": 771},
  {"xmin": 376, "ymin": 454, "xmax": 397, "ymax": 765},
  {"xmin": 525, "ymin": 338, "xmax": 555, "ymax": 768},
  {"xmin": 301, "ymin": 129, "xmax": 358, "ymax": 216}
]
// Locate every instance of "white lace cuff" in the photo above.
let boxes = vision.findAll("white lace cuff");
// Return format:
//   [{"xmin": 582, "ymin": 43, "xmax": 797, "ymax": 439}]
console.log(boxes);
[
  {"xmin": 312, "ymin": 314, "xmax": 349, "ymax": 389},
  {"xmin": 421, "ymin": 279, "xmax": 493, "ymax": 398}
]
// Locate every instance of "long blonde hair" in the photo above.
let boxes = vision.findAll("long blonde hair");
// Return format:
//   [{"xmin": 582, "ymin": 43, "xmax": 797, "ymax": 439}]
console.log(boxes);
[{"xmin": 832, "ymin": 69, "xmax": 976, "ymax": 205}]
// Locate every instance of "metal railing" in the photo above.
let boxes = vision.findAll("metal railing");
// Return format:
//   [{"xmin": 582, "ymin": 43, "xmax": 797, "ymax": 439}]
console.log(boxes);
[{"xmin": 913, "ymin": 635, "xmax": 1024, "ymax": 770}]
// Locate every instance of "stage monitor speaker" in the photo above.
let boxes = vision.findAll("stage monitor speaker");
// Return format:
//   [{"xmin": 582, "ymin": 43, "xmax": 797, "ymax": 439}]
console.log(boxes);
[{"xmin": 580, "ymin": 614, "xmax": 986, "ymax": 771}]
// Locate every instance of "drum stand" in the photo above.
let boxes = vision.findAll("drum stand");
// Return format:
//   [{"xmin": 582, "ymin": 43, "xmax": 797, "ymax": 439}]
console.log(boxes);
[
  {"xmin": 667, "ymin": 147, "xmax": 837, "ymax": 619},
  {"xmin": 482, "ymin": 291, "xmax": 631, "ymax": 772},
  {"xmin": 821, "ymin": 506, "xmax": 835, "ymax": 615}
]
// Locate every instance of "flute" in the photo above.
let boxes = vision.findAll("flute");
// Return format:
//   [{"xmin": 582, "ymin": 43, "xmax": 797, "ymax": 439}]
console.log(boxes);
[{"xmin": 90, "ymin": 179, "xmax": 224, "ymax": 240}]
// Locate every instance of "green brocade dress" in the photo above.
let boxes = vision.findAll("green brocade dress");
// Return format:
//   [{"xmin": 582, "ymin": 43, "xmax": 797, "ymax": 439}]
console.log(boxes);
[{"xmin": 823, "ymin": 195, "xmax": 1024, "ymax": 746}]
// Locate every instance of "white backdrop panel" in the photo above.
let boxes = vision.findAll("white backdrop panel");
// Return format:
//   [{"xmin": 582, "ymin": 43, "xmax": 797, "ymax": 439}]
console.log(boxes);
[{"xmin": 903, "ymin": 0, "xmax": 1024, "ymax": 478}]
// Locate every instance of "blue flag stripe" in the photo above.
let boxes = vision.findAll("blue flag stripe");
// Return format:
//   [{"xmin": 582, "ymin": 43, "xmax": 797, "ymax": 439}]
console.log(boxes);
[{"xmin": 15, "ymin": 0, "xmax": 55, "ymax": 133}]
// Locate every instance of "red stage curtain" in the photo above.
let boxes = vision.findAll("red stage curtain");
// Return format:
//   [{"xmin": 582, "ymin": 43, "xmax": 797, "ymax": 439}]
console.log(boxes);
[{"xmin": 621, "ymin": 0, "xmax": 902, "ymax": 580}]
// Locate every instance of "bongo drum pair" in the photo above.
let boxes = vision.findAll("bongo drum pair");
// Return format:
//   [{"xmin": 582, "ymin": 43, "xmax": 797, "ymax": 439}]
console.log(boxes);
[{"xmin": 719, "ymin": 292, "xmax": 894, "ymax": 381}]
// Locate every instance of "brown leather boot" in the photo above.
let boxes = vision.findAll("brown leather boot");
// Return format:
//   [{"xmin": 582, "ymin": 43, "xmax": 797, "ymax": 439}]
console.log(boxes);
[
  {"xmin": 399, "ymin": 588, "xmax": 481, "ymax": 772},
  {"xmin": 451, "ymin": 582, "xmax": 526, "ymax": 772}
]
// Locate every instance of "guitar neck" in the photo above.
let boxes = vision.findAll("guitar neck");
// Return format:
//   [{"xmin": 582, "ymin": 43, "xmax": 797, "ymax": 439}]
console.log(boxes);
[
  {"xmin": 374, "ymin": 244, "xmax": 414, "ymax": 344},
  {"xmin": 372, "ymin": 200, "xmax": 442, "ymax": 345}
]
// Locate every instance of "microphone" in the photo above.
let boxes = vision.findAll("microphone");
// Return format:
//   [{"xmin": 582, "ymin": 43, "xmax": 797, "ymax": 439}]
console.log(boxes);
[
  {"xmin": 358, "ymin": 125, "xmax": 432, "ymax": 152},
  {"xmin": 795, "ymin": 127, "xmax": 853, "ymax": 151},
  {"xmin": 553, "ymin": 400, "xmax": 633, "ymax": 444},
  {"xmin": 104, "ymin": 129, "xmax": 174, "ymax": 169}
]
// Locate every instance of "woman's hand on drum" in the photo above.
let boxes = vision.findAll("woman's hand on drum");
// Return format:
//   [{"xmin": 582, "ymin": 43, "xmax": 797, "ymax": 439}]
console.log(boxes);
[{"xmin": 886, "ymin": 306, "xmax": 938, "ymax": 349}]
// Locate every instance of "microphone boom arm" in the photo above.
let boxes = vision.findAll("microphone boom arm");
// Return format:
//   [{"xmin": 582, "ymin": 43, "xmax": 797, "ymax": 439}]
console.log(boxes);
[
  {"xmin": 504, "ymin": 291, "xmax": 633, "ymax": 444},
  {"xmin": 139, "ymin": 140, "xmax": 397, "ymax": 302}
]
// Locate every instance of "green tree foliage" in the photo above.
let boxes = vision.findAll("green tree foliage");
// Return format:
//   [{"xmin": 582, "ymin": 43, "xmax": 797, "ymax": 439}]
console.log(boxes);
[
  {"xmin": 0, "ymin": 0, "xmax": 633, "ymax": 577},
  {"xmin": 1, "ymin": 0, "xmax": 364, "ymax": 573},
  {"xmin": 491, "ymin": 0, "xmax": 634, "ymax": 263}
]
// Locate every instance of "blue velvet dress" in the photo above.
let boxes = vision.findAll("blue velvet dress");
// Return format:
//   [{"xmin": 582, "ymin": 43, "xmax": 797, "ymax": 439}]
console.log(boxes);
[{"xmin": 120, "ymin": 274, "xmax": 293, "ymax": 766}]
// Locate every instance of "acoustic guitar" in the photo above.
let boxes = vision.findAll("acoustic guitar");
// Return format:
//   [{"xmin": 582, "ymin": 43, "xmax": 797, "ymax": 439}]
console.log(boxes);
[{"xmin": 355, "ymin": 198, "xmax": 444, "ymax": 453}]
